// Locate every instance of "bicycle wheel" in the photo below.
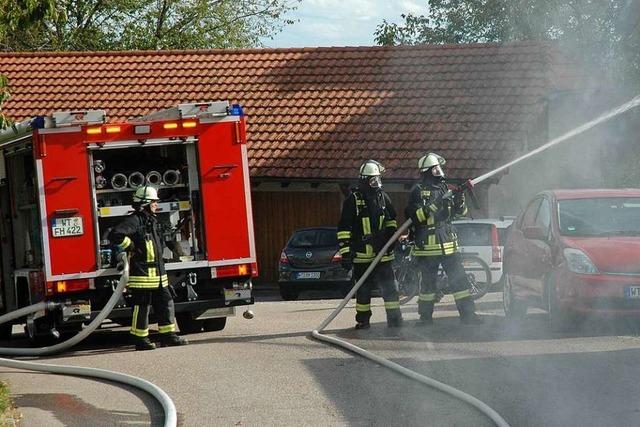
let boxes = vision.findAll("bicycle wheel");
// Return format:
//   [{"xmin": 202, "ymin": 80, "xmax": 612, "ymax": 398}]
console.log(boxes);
[
  {"xmin": 460, "ymin": 254, "xmax": 492, "ymax": 300},
  {"xmin": 395, "ymin": 264, "xmax": 421, "ymax": 305}
]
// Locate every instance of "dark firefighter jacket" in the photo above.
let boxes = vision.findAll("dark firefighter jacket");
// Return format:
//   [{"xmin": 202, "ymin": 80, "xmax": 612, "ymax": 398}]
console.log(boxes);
[
  {"xmin": 109, "ymin": 210, "xmax": 168, "ymax": 289},
  {"xmin": 337, "ymin": 189, "xmax": 398, "ymax": 264},
  {"xmin": 406, "ymin": 182, "xmax": 467, "ymax": 257}
]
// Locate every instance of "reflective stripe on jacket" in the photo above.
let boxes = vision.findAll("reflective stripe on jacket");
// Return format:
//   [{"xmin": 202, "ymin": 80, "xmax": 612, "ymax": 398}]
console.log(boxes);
[
  {"xmin": 109, "ymin": 210, "xmax": 169, "ymax": 288},
  {"xmin": 406, "ymin": 182, "xmax": 467, "ymax": 257},
  {"xmin": 337, "ymin": 189, "xmax": 397, "ymax": 263}
]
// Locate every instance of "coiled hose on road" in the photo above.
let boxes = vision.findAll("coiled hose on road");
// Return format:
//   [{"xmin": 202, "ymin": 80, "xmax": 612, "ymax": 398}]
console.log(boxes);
[
  {"xmin": 0, "ymin": 256, "xmax": 177, "ymax": 427},
  {"xmin": 311, "ymin": 218, "xmax": 510, "ymax": 427}
]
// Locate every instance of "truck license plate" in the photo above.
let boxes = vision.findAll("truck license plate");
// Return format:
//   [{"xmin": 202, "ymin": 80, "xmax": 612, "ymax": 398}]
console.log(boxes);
[
  {"xmin": 625, "ymin": 286, "xmax": 640, "ymax": 299},
  {"xmin": 62, "ymin": 303, "xmax": 91, "ymax": 321},
  {"xmin": 224, "ymin": 289, "xmax": 251, "ymax": 301},
  {"xmin": 51, "ymin": 216, "xmax": 84, "ymax": 237}
]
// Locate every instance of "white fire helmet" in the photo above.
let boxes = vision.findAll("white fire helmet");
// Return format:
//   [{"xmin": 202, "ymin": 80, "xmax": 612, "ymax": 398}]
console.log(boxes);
[
  {"xmin": 418, "ymin": 153, "xmax": 446, "ymax": 177},
  {"xmin": 133, "ymin": 185, "xmax": 160, "ymax": 204},
  {"xmin": 359, "ymin": 160, "xmax": 385, "ymax": 189}
]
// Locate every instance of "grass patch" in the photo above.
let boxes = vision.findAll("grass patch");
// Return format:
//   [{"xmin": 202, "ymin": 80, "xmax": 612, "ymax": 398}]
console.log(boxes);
[{"xmin": 0, "ymin": 381, "xmax": 17, "ymax": 426}]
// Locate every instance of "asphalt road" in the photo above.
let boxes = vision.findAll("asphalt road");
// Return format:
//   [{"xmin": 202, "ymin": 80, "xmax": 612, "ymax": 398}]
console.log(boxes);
[{"xmin": 3, "ymin": 290, "xmax": 640, "ymax": 426}]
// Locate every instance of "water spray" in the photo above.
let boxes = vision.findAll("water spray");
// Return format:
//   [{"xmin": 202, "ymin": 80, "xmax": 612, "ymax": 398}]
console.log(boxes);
[
  {"xmin": 471, "ymin": 94, "xmax": 640, "ymax": 186},
  {"xmin": 312, "ymin": 94, "xmax": 640, "ymax": 427}
]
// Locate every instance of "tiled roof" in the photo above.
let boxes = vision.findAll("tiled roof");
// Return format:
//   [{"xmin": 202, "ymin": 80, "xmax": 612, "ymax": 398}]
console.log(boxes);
[{"xmin": 0, "ymin": 43, "xmax": 577, "ymax": 180}]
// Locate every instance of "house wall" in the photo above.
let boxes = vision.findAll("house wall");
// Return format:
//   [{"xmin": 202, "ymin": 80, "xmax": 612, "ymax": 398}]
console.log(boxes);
[{"xmin": 251, "ymin": 184, "xmax": 342, "ymax": 284}]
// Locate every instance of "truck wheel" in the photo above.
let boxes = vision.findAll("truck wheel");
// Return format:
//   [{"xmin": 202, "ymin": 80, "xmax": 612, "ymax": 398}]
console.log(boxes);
[
  {"xmin": 25, "ymin": 317, "xmax": 57, "ymax": 347},
  {"xmin": 203, "ymin": 317, "xmax": 227, "ymax": 332},
  {"xmin": 176, "ymin": 312, "xmax": 204, "ymax": 334},
  {"xmin": 0, "ymin": 322, "xmax": 12, "ymax": 341}
]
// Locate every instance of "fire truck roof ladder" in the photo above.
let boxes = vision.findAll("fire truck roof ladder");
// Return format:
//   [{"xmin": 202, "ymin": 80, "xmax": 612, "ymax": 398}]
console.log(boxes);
[
  {"xmin": 133, "ymin": 101, "xmax": 230, "ymax": 122},
  {"xmin": 51, "ymin": 110, "xmax": 106, "ymax": 127}
]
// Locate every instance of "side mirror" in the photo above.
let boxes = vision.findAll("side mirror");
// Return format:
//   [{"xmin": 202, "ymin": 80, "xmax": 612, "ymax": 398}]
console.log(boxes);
[{"xmin": 523, "ymin": 226, "xmax": 547, "ymax": 241}]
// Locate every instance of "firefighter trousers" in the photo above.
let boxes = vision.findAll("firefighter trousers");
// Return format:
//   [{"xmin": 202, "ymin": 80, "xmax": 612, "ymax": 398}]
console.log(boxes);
[
  {"xmin": 129, "ymin": 286, "xmax": 177, "ymax": 338},
  {"xmin": 416, "ymin": 253, "xmax": 476, "ymax": 320},
  {"xmin": 353, "ymin": 261, "xmax": 401, "ymax": 324}
]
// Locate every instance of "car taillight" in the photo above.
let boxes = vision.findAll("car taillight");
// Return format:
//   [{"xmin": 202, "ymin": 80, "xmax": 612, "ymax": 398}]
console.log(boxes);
[
  {"xmin": 279, "ymin": 250, "xmax": 289, "ymax": 264},
  {"xmin": 491, "ymin": 225, "xmax": 501, "ymax": 262},
  {"xmin": 331, "ymin": 251, "xmax": 342, "ymax": 263}
]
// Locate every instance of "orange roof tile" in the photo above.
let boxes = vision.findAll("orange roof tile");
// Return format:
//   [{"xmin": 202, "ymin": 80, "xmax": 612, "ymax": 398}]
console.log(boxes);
[{"xmin": 0, "ymin": 43, "xmax": 580, "ymax": 180}]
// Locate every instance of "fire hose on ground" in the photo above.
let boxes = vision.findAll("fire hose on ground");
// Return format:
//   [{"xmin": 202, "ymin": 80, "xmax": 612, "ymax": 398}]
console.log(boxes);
[
  {"xmin": 0, "ymin": 255, "xmax": 177, "ymax": 427},
  {"xmin": 311, "ymin": 94, "xmax": 640, "ymax": 427}
]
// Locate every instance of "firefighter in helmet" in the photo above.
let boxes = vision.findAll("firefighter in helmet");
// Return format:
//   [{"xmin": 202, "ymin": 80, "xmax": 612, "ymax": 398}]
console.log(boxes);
[
  {"xmin": 109, "ymin": 185, "xmax": 188, "ymax": 350},
  {"xmin": 337, "ymin": 160, "xmax": 402, "ymax": 329},
  {"xmin": 406, "ymin": 153, "xmax": 483, "ymax": 325}
]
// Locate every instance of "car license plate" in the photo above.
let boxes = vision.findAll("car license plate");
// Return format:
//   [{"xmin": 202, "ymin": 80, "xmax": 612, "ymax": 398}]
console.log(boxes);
[
  {"xmin": 224, "ymin": 289, "xmax": 251, "ymax": 301},
  {"xmin": 51, "ymin": 216, "xmax": 83, "ymax": 237},
  {"xmin": 625, "ymin": 286, "xmax": 640, "ymax": 299},
  {"xmin": 296, "ymin": 272, "xmax": 321, "ymax": 279}
]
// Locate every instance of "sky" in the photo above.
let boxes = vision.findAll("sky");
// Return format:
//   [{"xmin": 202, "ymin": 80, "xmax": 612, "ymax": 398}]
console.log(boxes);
[{"xmin": 260, "ymin": 0, "xmax": 429, "ymax": 48}]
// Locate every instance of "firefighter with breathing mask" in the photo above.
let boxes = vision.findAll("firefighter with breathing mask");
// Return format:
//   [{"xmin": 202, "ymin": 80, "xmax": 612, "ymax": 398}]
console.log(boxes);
[
  {"xmin": 109, "ymin": 185, "xmax": 188, "ymax": 350},
  {"xmin": 406, "ymin": 153, "xmax": 483, "ymax": 325},
  {"xmin": 337, "ymin": 160, "xmax": 403, "ymax": 329}
]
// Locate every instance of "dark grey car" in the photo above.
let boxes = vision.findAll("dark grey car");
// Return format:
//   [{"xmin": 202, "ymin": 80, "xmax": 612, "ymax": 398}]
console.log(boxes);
[{"xmin": 278, "ymin": 227, "xmax": 353, "ymax": 300}]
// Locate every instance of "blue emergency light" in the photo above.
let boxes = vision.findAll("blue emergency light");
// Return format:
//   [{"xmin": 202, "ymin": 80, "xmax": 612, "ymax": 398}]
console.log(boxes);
[{"xmin": 230, "ymin": 104, "xmax": 244, "ymax": 116}]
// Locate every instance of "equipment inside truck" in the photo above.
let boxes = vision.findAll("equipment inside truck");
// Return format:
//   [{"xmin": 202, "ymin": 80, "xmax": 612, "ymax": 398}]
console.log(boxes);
[{"xmin": 92, "ymin": 144, "xmax": 203, "ymax": 269}]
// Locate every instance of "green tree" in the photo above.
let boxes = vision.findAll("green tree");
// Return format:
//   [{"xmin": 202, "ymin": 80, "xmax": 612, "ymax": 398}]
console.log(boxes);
[
  {"xmin": 0, "ymin": 0, "xmax": 298, "ymax": 51},
  {"xmin": 375, "ymin": 0, "xmax": 640, "ymax": 84},
  {"xmin": 0, "ymin": 75, "xmax": 10, "ymax": 130}
]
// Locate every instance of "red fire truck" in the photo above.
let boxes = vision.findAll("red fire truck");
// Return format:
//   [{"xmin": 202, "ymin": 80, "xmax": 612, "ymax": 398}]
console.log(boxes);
[{"xmin": 0, "ymin": 101, "xmax": 256, "ymax": 344}]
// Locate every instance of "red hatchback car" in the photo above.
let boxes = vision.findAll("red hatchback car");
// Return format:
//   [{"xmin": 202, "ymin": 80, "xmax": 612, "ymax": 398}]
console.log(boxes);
[{"xmin": 503, "ymin": 189, "xmax": 640, "ymax": 328}]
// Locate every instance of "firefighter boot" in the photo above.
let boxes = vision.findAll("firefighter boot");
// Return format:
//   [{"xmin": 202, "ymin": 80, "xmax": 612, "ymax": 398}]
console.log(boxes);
[
  {"xmin": 387, "ymin": 316, "xmax": 403, "ymax": 328},
  {"xmin": 160, "ymin": 333, "xmax": 189, "ymax": 347},
  {"xmin": 457, "ymin": 298, "xmax": 484, "ymax": 325},
  {"xmin": 355, "ymin": 320, "xmax": 370, "ymax": 329},
  {"xmin": 133, "ymin": 336, "xmax": 156, "ymax": 351},
  {"xmin": 416, "ymin": 300, "xmax": 434, "ymax": 326},
  {"xmin": 355, "ymin": 308, "xmax": 371, "ymax": 330},
  {"xmin": 386, "ymin": 309, "xmax": 403, "ymax": 328}
]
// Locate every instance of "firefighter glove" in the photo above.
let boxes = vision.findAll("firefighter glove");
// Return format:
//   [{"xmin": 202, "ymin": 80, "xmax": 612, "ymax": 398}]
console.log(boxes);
[
  {"xmin": 441, "ymin": 189, "xmax": 454, "ymax": 202},
  {"xmin": 116, "ymin": 252, "xmax": 127, "ymax": 272}
]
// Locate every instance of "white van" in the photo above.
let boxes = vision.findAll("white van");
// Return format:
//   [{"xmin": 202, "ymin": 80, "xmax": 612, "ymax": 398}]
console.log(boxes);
[{"xmin": 452, "ymin": 218, "xmax": 514, "ymax": 286}]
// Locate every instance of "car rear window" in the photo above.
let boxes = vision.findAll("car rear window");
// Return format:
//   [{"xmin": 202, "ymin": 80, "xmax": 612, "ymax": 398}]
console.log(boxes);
[
  {"xmin": 289, "ymin": 229, "xmax": 338, "ymax": 248},
  {"xmin": 454, "ymin": 224, "xmax": 493, "ymax": 246}
]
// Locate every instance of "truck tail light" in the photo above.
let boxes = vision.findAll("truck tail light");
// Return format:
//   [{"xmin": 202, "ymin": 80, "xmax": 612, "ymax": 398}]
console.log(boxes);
[
  {"xmin": 212, "ymin": 263, "xmax": 252, "ymax": 279},
  {"xmin": 491, "ymin": 225, "xmax": 502, "ymax": 263},
  {"xmin": 163, "ymin": 122, "xmax": 178, "ymax": 130},
  {"xmin": 52, "ymin": 279, "xmax": 91, "ymax": 294},
  {"xmin": 182, "ymin": 120, "xmax": 197, "ymax": 128},
  {"xmin": 86, "ymin": 126, "xmax": 102, "ymax": 135},
  {"xmin": 105, "ymin": 125, "xmax": 121, "ymax": 134},
  {"xmin": 331, "ymin": 251, "xmax": 342, "ymax": 263},
  {"xmin": 279, "ymin": 250, "xmax": 289, "ymax": 264}
]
